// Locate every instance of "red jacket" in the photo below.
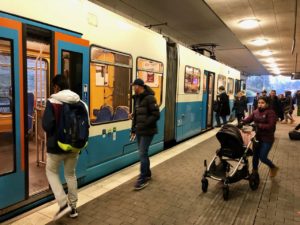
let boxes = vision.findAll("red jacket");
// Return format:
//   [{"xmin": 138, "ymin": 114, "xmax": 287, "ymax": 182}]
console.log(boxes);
[{"xmin": 243, "ymin": 108, "xmax": 277, "ymax": 142}]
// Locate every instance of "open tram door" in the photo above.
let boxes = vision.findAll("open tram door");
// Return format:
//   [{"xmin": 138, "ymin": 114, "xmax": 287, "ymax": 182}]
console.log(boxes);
[
  {"xmin": 54, "ymin": 32, "xmax": 90, "ymax": 180},
  {"xmin": 202, "ymin": 70, "xmax": 215, "ymax": 130},
  {"xmin": 0, "ymin": 18, "xmax": 26, "ymax": 210}
]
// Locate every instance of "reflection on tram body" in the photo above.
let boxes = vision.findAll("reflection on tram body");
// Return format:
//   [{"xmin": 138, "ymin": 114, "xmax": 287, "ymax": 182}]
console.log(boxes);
[{"xmin": 0, "ymin": 39, "xmax": 14, "ymax": 175}]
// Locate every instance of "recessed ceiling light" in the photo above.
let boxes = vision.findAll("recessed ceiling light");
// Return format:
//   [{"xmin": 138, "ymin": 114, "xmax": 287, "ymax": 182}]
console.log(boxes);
[
  {"xmin": 264, "ymin": 58, "xmax": 275, "ymax": 63},
  {"xmin": 251, "ymin": 38, "xmax": 268, "ymax": 46},
  {"xmin": 267, "ymin": 63, "xmax": 278, "ymax": 68},
  {"xmin": 238, "ymin": 19, "xmax": 260, "ymax": 29},
  {"xmin": 258, "ymin": 50, "xmax": 273, "ymax": 56}
]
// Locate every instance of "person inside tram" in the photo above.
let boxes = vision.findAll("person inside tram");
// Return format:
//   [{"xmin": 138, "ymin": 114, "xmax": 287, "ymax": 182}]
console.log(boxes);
[
  {"xmin": 215, "ymin": 86, "xmax": 230, "ymax": 127},
  {"xmin": 242, "ymin": 96, "xmax": 279, "ymax": 177}
]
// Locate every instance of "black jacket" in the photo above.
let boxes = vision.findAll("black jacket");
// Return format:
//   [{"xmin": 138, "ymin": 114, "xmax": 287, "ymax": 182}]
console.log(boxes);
[
  {"xmin": 269, "ymin": 96, "xmax": 281, "ymax": 116},
  {"xmin": 131, "ymin": 86, "xmax": 160, "ymax": 136},
  {"xmin": 216, "ymin": 92, "xmax": 230, "ymax": 116},
  {"xmin": 233, "ymin": 97, "xmax": 247, "ymax": 115},
  {"xmin": 253, "ymin": 97, "xmax": 259, "ymax": 110}
]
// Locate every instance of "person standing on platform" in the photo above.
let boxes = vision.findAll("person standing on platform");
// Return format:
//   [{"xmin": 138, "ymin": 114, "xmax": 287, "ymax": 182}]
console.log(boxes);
[
  {"xmin": 243, "ymin": 96, "xmax": 279, "ymax": 177},
  {"xmin": 253, "ymin": 92, "xmax": 260, "ymax": 111},
  {"xmin": 295, "ymin": 90, "xmax": 300, "ymax": 116},
  {"xmin": 269, "ymin": 90, "xmax": 281, "ymax": 119},
  {"xmin": 43, "ymin": 75, "xmax": 89, "ymax": 220},
  {"xmin": 215, "ymin": 86, "xmax": 230, "ymax": 127},
  {"xmin": 232, "ymin": 91, "xmax": 248, "ymax": 124},
  {"xmin": 282, "ymin": 91, "xmax": 295, "ymax": 124},
  {"xmin": 130, "ymin": 78, "xmax": 160, "ymax": 190}
]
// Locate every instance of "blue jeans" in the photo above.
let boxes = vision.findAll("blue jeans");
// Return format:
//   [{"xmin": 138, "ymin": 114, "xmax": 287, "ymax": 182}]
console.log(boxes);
[
  {"xmin": 253, "ymin": 142, "xmax": 275, "ymax": 170},
  {"xmin": 136, "ymin": 135, "xmax": 154, "ymax": 181},
  {"xmin": 216, "ymin": 113, "xmax": 227, "ymax": 126}
]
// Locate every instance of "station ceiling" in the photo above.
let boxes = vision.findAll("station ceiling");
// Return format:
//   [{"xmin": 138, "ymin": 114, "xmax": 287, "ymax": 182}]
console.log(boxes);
[{"xmin": 91, "ymin": 0, "xmax": 298, "ymax": 76}]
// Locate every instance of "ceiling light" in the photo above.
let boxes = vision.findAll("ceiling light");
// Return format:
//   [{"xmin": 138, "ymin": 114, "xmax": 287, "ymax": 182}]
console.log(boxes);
[
  {"xmin": 251, "ymin": 38, "xmax": 268, "ymax": 46},
  {"xmin": 265, "ymin": 58, "xmax": 275, "ymax": 63},
  {"xmin": 267, "ymin": 63, "xmax": 278, "ymax": 68},
  {"xmin": 258, "ymin": 50, "xmax": 273, "ymax": 56},
  {"xmin": 238, "ymin": 19, "xmax": 260, "ymax": 29}
]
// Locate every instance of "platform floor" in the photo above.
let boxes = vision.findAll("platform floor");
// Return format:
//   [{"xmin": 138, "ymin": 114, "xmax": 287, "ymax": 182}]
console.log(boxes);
[{"xmin": 7, "ymin": 120, "xmax": 300, "ymax": 225}]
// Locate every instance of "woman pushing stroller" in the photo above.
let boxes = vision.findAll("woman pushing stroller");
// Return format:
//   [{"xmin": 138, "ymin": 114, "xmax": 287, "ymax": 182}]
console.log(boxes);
[{"xmin": 242, "ymin": 96, "xmax": 279, "ymax": 177}]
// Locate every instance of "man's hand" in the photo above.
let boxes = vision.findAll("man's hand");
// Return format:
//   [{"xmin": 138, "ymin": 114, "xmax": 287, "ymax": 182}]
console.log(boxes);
[{"xmin": 130, "ymin": 132, "xmax": 136, "ymax": 141}]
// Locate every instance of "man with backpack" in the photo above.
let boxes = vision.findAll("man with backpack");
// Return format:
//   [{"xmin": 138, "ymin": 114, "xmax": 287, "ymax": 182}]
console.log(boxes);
[
  {"xmin": 43, "ymin": 75, "xmax": 89, "ymax": 221},
  {"xmin": 130, "ymin": 78, "xmax": 160, "ymax": 190}
]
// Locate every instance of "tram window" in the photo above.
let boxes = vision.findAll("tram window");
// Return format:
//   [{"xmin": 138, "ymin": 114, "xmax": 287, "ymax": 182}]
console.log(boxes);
[
  {"xmin": 0, "ymin": 39, "xmax": 15, "ymax": 175},
  {"xmin": 227, "ymin": 78, "xmax": 234, "ymax": 95},
  {"xmin": 217, "ymin": 75, "xmax": 227, "ymax": 90},
  {"xmin": 137, "ymin": 57, "xmax": 163, "ymax": 105},
  {"xmin": 62, "ymin": 51, "xmax": 83, "ymax": 97},
  {"xmin": 90, "ymin": 46, "xmax": 132, "ymax": 124},
  {"xmin": 184, "ymin": 66, "xmax": 201, "ymax": 94}
]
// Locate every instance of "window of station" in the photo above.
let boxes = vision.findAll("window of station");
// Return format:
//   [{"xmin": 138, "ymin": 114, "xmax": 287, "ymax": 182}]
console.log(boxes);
[
  {"xmin": 184, "ymin": 66, "xmax": 201, "ymax": 94},
  {"xmin": 90, "ymin": 46, "xmax": 132, "ymax": 124},
  {"xmin": 227, "ymin": 78, "xmax": 234, "ymax": 95},
  {"xmin": 217, "ymin": 75, "xmax": 227, "ymax": 90},
  {"xmin": 137, "ymin": 57, "xmax": 163, "ymax": 105},
  {"xmin": 0, "ymin": 39, "xmax": 15, "ymax": 175}
]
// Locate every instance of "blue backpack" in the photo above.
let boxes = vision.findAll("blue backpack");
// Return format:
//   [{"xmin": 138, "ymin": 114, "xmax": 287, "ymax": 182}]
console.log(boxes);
[{"xmin": 57, "ymin": 101, "xmax": 90, "ymax": 153}]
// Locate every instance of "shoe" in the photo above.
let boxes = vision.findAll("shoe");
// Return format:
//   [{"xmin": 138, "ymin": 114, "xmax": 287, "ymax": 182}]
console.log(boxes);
[
  {"xmin": 134, "ymin": 179, "xmax": 149, "ymax": 191},
  {"xmin": 69, "ymin": 208, "xmax": 78, "ymax": 218},
  {"xmin": 270, "ymin": 166, "xmax": 279, "ymax": 178},
  {"xmin": 145, "ymin": 176, "xmax": 152, "ymax": 181},
  {"xmin": 53, "ymin": 204, "xmax": 71, "ymax": 221}
]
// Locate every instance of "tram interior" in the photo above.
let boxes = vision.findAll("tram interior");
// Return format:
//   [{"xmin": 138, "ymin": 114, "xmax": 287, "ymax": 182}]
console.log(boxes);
[{"xmin": 26, "ymin": 37, "xmax": 50, "ymax": 196}]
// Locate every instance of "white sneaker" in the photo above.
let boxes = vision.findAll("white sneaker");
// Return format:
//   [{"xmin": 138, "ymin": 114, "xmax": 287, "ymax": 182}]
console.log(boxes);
[{"xmin": 53, "ymin": 204, "xmax": 72, "ymax": 221}]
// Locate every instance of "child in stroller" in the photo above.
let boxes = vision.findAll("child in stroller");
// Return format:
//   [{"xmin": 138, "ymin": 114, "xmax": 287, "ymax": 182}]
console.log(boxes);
[{"xmin": 201, "ymin": 124, "xmax": 259, "ymax": 201}]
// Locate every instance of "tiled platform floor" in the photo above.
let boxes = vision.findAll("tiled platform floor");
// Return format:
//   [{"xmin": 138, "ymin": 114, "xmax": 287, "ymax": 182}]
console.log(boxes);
[
  {"xmin": 51, "ymin": 122, "xmax": 300, "ymax": 225},
  {"xmin": 6, "ymin": 120, "xmax": 300, "ymax": 225}
]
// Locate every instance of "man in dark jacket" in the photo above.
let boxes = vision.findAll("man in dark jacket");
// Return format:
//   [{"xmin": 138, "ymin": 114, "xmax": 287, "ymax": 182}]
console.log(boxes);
[
  {"xmin": 215, "ymin": 86, "xmax": 230, "ymax": 127},
  {"xmin": 43, "ymin": 75, "xmax": 87, "ymax": 220},
  {"xmin": 130, "ymin": 78, "xmax": 160, "ymax": 190},
  {"xmin": 269, "ymin": 90, "xmax": 281, "ymax": 119},
  {"xmin": 232, "ymin": 91, "xmax": 248, "ymax": 124}
]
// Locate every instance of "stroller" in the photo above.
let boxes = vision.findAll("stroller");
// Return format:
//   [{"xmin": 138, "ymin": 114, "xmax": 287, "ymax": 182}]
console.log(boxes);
[{"xmin": 201, "ymin": 124, "xmax": 260, "ymax": 200}]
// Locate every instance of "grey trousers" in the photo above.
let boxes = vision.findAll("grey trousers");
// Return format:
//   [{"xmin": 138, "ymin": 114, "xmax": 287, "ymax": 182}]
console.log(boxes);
[{"xmin": 46, "ymin": 152, "xmax": 79, "ymax": 209}]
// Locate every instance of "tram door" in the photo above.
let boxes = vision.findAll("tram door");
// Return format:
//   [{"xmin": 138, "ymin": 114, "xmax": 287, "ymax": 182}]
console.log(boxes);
[
  {"xmin": 0, "ymin": 18, "xmax": 26, "ymax": 208},
  {"xmin": 54, "ymin": 32, "xmax": 90, "ymax": 179},
  {"xmin": 202, "ymin": 70, "xmax": 215, "ymax": 130}
]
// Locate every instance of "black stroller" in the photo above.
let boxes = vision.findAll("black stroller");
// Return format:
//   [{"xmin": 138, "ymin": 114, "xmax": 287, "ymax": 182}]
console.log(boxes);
[{"xmin": 201, "ymin": 124, "xmax": 260, "ymax": 200}]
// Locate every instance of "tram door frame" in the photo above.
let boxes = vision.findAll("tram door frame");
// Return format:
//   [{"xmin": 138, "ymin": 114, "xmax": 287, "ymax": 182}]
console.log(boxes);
[
  {"xmin": 0, "ymin": 18, "xmax": 26, "ymax": 209},
  {"xmin": 54, "ymin": 32, "xmax": 90, "ymax": 180},
  {"xmin": 203, "ymin": 70, "xmax": 215, "ymax": 130}
]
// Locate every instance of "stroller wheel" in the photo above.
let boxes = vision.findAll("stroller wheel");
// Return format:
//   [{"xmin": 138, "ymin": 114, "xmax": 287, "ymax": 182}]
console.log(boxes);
[
  {"xmin": 223, "ymin": 185, "xmax": 229, "ymax": 201},
  {"xmin": 201, "ymin": 178, "xmax": 209, "ymax": 193},
  {"xmin": 249, "ymin": 172, "xmax": 260, "ymax": 190}
]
